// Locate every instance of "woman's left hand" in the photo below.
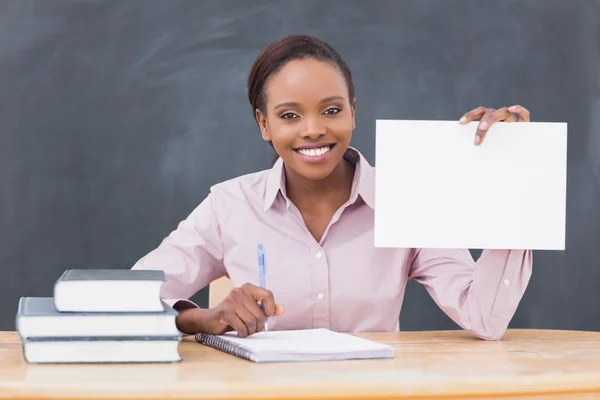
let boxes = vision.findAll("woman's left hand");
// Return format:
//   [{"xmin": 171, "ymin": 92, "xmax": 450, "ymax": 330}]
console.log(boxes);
[{"xmin": 459, "ymin": 105, "xmax": 531, "ymax": 146}]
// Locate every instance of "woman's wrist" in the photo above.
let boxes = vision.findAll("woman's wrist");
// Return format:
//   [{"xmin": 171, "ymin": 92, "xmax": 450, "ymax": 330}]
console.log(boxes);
[{"xmin": 175, "ymin": 307, "xmax": 214, "ymax": 334}]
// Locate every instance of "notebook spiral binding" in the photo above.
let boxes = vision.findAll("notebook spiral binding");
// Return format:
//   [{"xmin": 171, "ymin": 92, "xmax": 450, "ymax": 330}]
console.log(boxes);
[{"xmin": 194, "ymin": 333, "xmax": 253, "ymax": 361}]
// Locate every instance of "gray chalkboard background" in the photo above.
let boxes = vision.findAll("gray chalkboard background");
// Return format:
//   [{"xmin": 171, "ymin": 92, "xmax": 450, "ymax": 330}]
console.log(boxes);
[{"xmin": 1, "ymin": 0, "xmax": 599, "ymax": 332}]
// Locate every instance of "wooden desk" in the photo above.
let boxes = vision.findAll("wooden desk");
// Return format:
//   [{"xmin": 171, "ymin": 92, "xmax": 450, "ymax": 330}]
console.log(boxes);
[{"xmin": 1, "ymin": 329, "xmax": 600, "ymax": 399}]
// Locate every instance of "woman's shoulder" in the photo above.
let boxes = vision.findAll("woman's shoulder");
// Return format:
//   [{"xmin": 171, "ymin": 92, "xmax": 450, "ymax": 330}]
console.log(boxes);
[{"xmin": 208, "ymin": 167, "xmax": 273, "ymax": 205}]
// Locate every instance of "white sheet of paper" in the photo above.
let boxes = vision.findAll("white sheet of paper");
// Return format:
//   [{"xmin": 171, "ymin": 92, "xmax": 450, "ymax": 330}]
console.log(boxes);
[{"xmin": 374, "ymin": 120, "xmax": 567, "ymax": 250}]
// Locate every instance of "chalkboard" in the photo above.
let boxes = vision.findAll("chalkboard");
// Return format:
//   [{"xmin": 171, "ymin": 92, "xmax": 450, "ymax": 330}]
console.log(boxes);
[{"xmin": 1, "ymin": 0, "xmax": 599, "ymax": 332}]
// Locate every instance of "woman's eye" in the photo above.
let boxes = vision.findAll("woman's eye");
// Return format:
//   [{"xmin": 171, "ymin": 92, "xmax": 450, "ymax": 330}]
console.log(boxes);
[
  {"xmin": 280, "ymin": 112, "xmax": 298, "ymax": 120},
  {"xmin": 324, "ymin": 107, "xmax": 341, "ymax": 115}
]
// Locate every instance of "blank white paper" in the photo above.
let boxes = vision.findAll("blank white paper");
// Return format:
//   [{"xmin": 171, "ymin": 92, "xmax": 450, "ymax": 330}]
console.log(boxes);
[{"xmin": 374, "ymin": 120, "xmax": 567, "ymax": 250}]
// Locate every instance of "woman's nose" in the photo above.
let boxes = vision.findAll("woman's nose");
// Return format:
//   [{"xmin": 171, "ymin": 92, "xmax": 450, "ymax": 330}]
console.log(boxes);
[{"xmin": 302, "ymin": 117, "xmax": 326, "ymax": 140}]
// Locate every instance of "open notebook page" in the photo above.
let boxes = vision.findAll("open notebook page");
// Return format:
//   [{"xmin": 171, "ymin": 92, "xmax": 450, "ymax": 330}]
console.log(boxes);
[{"xmin": 204, "ymin": 328, "xmax": 394, "ymax": 362}]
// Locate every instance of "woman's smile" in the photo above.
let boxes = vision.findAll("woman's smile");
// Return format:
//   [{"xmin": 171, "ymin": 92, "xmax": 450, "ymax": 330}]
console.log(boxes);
[{"xmin": 293, "ymin": 143, "xmax": 336, "ymax": 163}]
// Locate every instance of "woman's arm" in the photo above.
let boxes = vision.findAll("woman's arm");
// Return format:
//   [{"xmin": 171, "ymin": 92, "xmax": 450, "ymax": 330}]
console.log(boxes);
[
  {"xmin": 130, "ymin": 190, "xmax": 282, "ymax": 336},
  {"xmin": 408, "ymin": 248, "xmax": 533, "ymax": 340},
  {"xmin": 131, "ymin": 192, "xmax": 227, "ymax": 326}
]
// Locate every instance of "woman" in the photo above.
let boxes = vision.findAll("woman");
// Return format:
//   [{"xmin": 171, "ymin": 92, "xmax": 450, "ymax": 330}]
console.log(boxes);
[{"xmin": 132, "ymin": 34, "xmax": 532, "ymax": 340}]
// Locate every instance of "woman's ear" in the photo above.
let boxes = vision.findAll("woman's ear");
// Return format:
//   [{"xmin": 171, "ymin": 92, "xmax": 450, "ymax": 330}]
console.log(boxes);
[
  {"xmin": 351, "ymin": 98, "xmax": 357, "ymax": 129},
  {"xmin": 255, "ymin": 109, "xmax": 271, "ymax": 142}
]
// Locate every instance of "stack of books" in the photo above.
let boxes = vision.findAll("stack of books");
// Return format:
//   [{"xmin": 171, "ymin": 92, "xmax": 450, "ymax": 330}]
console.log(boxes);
[{"xmin": 15, "ymin": 269, "xmax": 182, "ymax": 364}]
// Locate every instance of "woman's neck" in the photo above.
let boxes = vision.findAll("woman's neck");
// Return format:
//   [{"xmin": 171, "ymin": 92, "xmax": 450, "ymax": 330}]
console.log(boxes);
[{"xmin": 285, "ymin": 158, "xmax": 355, "ymax": 213}]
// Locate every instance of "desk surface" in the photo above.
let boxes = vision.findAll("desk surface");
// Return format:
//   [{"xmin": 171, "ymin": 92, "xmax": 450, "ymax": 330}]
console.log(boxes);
[{"xmin": 1, "ymin": 329, "xmax": 600, "ymax": 399}]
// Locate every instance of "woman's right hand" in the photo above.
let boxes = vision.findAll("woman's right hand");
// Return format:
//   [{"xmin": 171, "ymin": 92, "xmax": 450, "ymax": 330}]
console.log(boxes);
[{"xmin": 176, "ymin": 283, "xmax": 284, "ymax": 337}]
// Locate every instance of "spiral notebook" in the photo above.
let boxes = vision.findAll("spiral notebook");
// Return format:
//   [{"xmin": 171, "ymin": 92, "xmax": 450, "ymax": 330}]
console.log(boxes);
[{"xmin": 194, "ymin": 328, "xmax": 394, "ymax": 363}]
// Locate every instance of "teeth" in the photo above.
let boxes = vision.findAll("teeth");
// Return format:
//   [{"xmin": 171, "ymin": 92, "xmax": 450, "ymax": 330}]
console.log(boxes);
[{"xmin": 298, "ymin": 146, "xmax": 330, "ymax": 157}]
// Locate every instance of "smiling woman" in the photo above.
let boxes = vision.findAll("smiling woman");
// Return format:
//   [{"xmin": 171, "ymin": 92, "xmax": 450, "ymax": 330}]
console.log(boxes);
[
  {"xmin": 132, "ymin": 34, "xmax": 533, "ymax": 341},
  {"xmin": 248, "ymin": 36, "xmax": 356, "ymax": 186},
  {"xmin": 255, "ymin": 58, "xmax": 353, "ymax": 180}
]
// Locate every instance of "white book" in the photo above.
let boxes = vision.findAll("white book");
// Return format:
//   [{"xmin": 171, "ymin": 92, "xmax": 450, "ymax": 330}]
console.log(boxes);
[
  {"xmin": 22, "ymin": 338, "xmax": 181, "ymax": 364},
  {"xmin": 16, "ymin": 297, "xmax": 180, "ymax": 339},
  {"xmin": 374, "ymin": 119, "xmax": 568, "ymax": 250},
  {"xmin": 195, "ymin": 328, "xmax": 395, "ymax": 363},
  {"xmin": 53, "ymin": 269, "xmax": 165, "ymax": 312}
]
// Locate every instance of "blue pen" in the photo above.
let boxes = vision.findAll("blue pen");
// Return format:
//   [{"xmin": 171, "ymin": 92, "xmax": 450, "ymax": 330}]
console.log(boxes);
[{"xmin": 257, "ymin": 244, "xmax": 268, "ymax": 334}]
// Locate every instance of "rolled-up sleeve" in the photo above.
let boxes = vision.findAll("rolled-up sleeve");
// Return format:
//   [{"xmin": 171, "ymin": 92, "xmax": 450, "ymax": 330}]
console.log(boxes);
[
  {"xmin": 408, "ymin": 248, "xmax": 533, "ymax": 340},
  {"xmin": 132, "ymin": 191, "xmax": 226, "ymax": 309}
]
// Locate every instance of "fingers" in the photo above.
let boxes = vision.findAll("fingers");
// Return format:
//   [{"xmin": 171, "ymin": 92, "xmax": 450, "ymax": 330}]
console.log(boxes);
[
  {"xmin": 218, "ymin": 288, "xmax": 261, "ymax": 337},
  {"xmin": 274, "ymin": 304, "xmax": 284, "ymax": 316},
  {"xmin": 241, "ymin": 282, "xmax": 276, "ymax": 318},
  {"xmin": 507, "ymin": 104, "xmax": 530, "ymax": 122},
  {"xmin": 472, "ymin": 106, "xmax": 522, "ymax": 146},
  {"xmin": 240, "ymin": 294, "xmax": 267, "ymax": 333},
  {"xmin": 220, "ymin": 312, "xmax": 249, "ymax": 338},
  {"xmin": 235, "ymin": 305, "xmax": 261, "ymax": 337},
  {"xmin": 459, "ymin": 106, "xmax": 487, "ymax": 124},
  {"xmin": 473, "ymin": 108, "xmax": 493, "ymax": 145},
  {"xmin": 480, "ymin": 107, "xmax": 514, "ymax": 128},
  {"xmin": 218, "ymin": 283, "xmax": 284, "ymax": 337},
  {"xmin": 461, "ymin": 105, "xmax": 530, "ymax": 124},
  {"xmin": 215, "ymin": 283, "xmax": 284, "ymax": 337},
  {"xmin": 218, "ymin": 295, "xmax": 246, "ymax": 336}
]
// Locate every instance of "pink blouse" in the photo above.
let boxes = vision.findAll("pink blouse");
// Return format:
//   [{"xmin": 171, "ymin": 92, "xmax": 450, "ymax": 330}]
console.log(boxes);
[{"xmin": 132, "ymin": 148, "xmax": 533, "ymax": 340}]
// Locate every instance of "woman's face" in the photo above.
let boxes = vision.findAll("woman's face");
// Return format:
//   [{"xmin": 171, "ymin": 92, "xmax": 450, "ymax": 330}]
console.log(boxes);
[{"xmin": 256, "ymin": 57, "xmax": 356, "ymax": 181}]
